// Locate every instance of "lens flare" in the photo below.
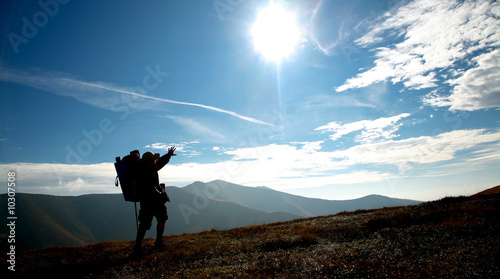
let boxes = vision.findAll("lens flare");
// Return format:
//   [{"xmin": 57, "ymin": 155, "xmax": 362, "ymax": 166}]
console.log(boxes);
[{"xmin": 251, "ymin": 2, "xmax": 300, "ymax": 62}]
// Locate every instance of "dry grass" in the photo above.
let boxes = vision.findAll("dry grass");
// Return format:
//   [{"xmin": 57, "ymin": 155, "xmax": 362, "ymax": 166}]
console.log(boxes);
[{"xmin": 3, "ymin": 194, "xmax": 499, "ymax": 278}]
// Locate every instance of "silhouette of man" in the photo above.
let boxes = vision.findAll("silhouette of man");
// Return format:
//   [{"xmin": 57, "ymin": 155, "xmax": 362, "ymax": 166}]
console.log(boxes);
[{"xmin": 134, "ymin": 147, "xmax": 176, "ymax": 255}]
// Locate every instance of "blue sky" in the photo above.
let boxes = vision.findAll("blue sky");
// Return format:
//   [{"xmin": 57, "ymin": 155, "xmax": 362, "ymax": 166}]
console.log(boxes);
[{"xmin": 1, "ymin": 0, "xmax": 499, "ymax": 201}]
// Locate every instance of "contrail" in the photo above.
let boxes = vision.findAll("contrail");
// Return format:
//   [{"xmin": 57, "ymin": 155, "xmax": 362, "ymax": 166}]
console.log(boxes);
[
  {"xmin": 0, "ymin": 66, "xmax": 274, "ymax": 126},
  {"xmin": 67, "ymin": 79, "xmax": 275, "ymax": 126}
]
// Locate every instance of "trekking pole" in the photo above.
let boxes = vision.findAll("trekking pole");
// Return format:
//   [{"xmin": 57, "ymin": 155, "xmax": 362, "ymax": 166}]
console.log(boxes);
[
  {"xmin": 134, "ymin": 201, "xmax": 139, "ymax": 231},
  {"xmin": 132, "ymin": 186, "xmax": 139, "ymax": 231}
]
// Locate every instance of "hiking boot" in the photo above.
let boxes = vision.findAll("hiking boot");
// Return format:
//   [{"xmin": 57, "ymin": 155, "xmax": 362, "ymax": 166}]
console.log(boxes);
[{"xmin": 131, "ymin": 247, "xmax": 142, "ymax": 259}]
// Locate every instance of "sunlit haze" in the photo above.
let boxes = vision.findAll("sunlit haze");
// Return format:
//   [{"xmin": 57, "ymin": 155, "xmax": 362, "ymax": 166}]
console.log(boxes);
[{"xmin": 1, "ymin": 0, "xmax": 499, "ymax": 201}]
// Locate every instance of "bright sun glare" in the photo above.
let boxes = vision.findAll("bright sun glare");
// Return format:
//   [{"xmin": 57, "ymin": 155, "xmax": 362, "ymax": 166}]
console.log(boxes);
[{"xmin": 251, "ymin": 2, "xmax": 300, "ymax": 63}]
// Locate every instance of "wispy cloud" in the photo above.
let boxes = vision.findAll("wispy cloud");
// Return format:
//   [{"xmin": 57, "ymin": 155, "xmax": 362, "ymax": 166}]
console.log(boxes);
[
  {"xmin": 333, "ymin": 128, "xmax": 500, "ymax": 172},
  {"xmin": 315, "ymin": 113, "xmax": 411, "ymax": 143},
  {"xmin": 0, "ymin": 67, "xmax": 145, "ymax": 111},
  {"xmin": 163, "ymin": 115, "xmax": 226, "ymax": 142},
  {"xmin": 304, "ymin": 94, "xmax": 376, "ymax": 109},
  {"xmin": 145, "ymin": 140, "xmax": 203, "ymax": 157},
  {"xmin": 0, "ymin": 67, "xmax": 274, "ymax": 126},
  {"xmin": 308, "ymin": 1, "xmax": 342, "ymax": 56},
  {"xmin": 335, "ymin": 0, "xmax": 500, "ymax": 111},
  {"xmin": 217, "ymin": 128, "xmax": 500, "ymax": 181}
]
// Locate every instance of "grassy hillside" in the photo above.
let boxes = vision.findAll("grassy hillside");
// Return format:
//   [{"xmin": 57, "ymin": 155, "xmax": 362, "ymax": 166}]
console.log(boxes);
[
  {"xmin": 473, "ymin": 184, "xmax": 500, "ymax": 196},
  {"xmin": 4, "ymin": 192, "xmax": 499, "ymax": 278},
  {"xmin": 10, "ymin": 194, "xmax": 99, "ymax": 248},
  {"xmin": 0, "ymin": 193, "xmax": 140, "ymax": 249}
]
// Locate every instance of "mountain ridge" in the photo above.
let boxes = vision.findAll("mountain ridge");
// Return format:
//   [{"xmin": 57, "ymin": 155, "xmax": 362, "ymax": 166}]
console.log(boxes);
[
  {"xmin": 182, "ymin": 180, "xmax": 421, "ymax": 217},
  {"xmin": 0, "ymin": 180, "xmax": 421, "ymax": 249}
]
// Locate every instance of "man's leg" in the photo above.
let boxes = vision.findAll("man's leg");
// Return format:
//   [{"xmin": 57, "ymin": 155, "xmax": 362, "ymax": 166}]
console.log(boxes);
[
  {"xmin": 155, "ymin": 221, "xmax": 166, "ymax": 247},
  {"xmin": 135, "ymin": 204, "xmax": 153, "ymax": 254},
  {"xmin": 154, "ymin": 204, "xmax": 168, "ymax": 248},
  {"xmin": 134, "ymin": 227, "xmax": 147, "ymax": 254}
]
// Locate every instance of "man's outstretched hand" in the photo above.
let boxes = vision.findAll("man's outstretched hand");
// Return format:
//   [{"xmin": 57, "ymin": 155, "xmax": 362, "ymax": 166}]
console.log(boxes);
[{"xmin": 168, "ymin": 146, "xmax": 177, "ymax": 156}]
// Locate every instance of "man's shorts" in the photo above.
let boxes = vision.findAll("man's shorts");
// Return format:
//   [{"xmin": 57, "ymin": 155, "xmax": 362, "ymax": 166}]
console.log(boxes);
[{"xmin": 138, "ymin": 202, "xmax": 168, "ymax": 230}]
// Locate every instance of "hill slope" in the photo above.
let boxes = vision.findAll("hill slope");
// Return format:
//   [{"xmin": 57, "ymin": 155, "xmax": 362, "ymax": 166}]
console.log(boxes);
[
  {"xmin": 4, "ymin": 191, "xmax": 499, "ymax": 278},
  {"xmin": 472, "ymin": 185, "xmax": 500, "ymax": 196}
]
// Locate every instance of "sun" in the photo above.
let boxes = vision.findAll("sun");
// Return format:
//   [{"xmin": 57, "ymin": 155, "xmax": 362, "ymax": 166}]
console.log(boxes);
[{"xmin": 251, "ymin": 2, "xmax": 300, "ymax": 63}]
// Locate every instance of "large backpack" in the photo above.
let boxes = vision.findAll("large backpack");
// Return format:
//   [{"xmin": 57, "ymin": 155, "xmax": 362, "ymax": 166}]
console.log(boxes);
[{"xmin": 114, "ymin": 150, "xmax": 142, "ymax": 202}]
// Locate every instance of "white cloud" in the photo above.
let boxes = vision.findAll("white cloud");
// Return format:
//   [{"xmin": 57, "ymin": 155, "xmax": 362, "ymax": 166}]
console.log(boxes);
[
  {"xmin": 2, "ymin": 128, "xmax": 499, "ymax": 196},
  {"xmin": 64, "ymin": 178, "xmax": 86, "ymax": 192},
  {"xmin": 335, "ymin": 0, "xmax": 500, "ymax": 112},
  {"xmin": 208, "ymin": 128, "xmax": 500, "ymax": 182},
  {"xmin": 332, "ymin": 129, "xmax": 500, "ymax": 171},
  {"xmin": 162, "ymin": 145, "xmax": 386, "ymax": 190},
  {"xmin": 315, "ymin": 113, "xmax": 411, "ymax": 143},
  {"xmin": 146, "ymin": 140, "xmax": 202, "ymax": 157},
  {"xmin": 165, "ymin": 128, "xmax": 500, "ymax": 190},
  {"xmin": 405, "ymin": 140, "xmax": 500, "ymax": 180},
  {"xmin": 423, "ymin": 49, "xmax": 500, "ymax": 111},
  {"xmin": 0, "ymin": 163, "xmax": 119, "ymax": 195},
  {"xmin": 145, "ymin": 143, "xmax": 171, "ymax": 151}
]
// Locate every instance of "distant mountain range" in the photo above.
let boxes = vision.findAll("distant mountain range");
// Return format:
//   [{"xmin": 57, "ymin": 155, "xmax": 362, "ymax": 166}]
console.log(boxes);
[
  {"xmin": 183, "ymin": 180, "xmax": 421, "ymax": 217},
  {"xmin": 0, "ymin": 180, "xmax": 421, "ymax": 249}
]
